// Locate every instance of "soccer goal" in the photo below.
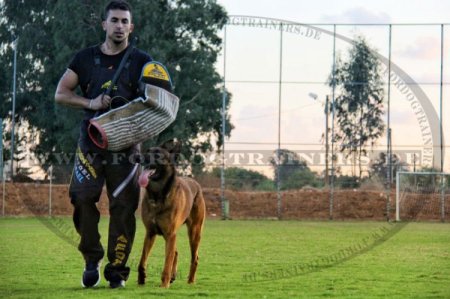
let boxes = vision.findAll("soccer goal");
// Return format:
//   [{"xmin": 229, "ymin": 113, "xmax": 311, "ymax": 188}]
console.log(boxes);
[{"xmin": 396, "ymin": 172, "xmax": 450, "ymax": 222}]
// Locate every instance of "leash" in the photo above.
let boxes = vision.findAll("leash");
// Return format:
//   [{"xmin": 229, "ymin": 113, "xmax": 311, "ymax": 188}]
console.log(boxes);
[{"xmin": 112, "ymin": 163, "xmax": 140, "ymax": 198}]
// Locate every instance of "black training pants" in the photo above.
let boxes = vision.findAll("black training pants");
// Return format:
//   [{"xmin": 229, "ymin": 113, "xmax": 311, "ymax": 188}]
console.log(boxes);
[{"xmin": 69, "ymin": 137, "xmax": 140, "ymax": 282}]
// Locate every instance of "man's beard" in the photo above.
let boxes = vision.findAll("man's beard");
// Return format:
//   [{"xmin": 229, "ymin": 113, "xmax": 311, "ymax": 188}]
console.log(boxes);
[{"xmin": 111, "ymin": 34, "xmax": 126, "ymax": 45}]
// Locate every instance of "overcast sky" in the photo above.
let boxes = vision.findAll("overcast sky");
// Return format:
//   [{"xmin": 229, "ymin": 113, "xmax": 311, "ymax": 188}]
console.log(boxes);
[
  {"xmin": 215, "ymin": 0, "xmax": 450, "ymax": 174},
  {"xmin": 217, "ymin": 0, "xmax": 450, "ymax": 24}
]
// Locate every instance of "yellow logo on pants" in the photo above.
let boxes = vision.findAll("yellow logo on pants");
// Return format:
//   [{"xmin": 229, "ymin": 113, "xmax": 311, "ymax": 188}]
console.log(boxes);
[{"xmin": 113, "ymin": 235, "xmax": 128, "ymax": 266}]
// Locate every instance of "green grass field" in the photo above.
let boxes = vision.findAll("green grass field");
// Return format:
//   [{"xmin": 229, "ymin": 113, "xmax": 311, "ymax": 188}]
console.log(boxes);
[{"xmin": 1, "ymin": 217, "xmax": 449, "ymax": 298}]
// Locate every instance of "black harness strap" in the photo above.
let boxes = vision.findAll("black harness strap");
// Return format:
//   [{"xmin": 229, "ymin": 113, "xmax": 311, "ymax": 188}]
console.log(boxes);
[{"xmin": 104, "ymin": 36, "xmax": 137, "ymax": 97}]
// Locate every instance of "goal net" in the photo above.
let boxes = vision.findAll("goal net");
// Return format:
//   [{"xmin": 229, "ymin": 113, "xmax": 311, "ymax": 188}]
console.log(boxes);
[{"xmin": 396, "ymin": 172, "xmax": 450, "ymax": 222}]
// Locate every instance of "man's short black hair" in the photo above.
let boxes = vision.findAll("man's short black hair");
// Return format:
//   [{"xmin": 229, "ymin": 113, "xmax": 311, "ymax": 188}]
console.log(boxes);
[{"xmin": 103, "ymin": 0, "xmax": 132, "ymax": 20}]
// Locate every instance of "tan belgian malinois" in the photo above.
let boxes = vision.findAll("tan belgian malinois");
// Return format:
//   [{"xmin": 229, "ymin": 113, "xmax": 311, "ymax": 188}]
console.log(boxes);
[{"xmin": 137, "ymin": 140, "xmax": 205, "ymax": 288}]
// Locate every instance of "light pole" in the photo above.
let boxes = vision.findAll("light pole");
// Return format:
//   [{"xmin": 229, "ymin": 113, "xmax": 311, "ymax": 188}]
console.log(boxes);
[
  {"xmin": 10, "ymin": 36, "xmax": 18, "ymax": 180},
  {"xmin": 324, "ymin": 95, "xmax": 330, "ymax": 188},
  {"xmin": 309, "ymin": 93, "xmax": 330, "ymax": 187}
]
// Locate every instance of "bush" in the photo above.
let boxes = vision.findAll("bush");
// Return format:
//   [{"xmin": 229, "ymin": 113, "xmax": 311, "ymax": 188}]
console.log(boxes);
[
  {"xmin": 280, "ymin": 169, "xmax": 323, "ymax": 190},
  {"xmin": 335, "ymin": 175, "xmax": 360, "ymax": 189},
  {"xmin": 204, "ymin": 167, "xmax": 274, "ymax": 191},
  {"xmin": 254, "ymin": 179, "xmax": 276, "ymax": 191}
]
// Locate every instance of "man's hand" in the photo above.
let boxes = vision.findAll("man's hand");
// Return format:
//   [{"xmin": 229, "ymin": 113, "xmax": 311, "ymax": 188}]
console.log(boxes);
[
  {"xmin": 90, "ymin": 94, "xmax": 112, "ymax": 110},
  {"xmin": 55, "ymin": 69, "xmax": 113, "ymax": 111}
]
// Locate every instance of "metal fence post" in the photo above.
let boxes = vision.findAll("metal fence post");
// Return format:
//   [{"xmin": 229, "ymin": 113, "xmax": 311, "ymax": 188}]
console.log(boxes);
[
  {"xmin": 49, "ymin": 165, "xmax": 52, "ymax": 217},
  {"xmin": 1, "ymin": 177, "xmax": 4, "ymax": 217},
  {"xmin": 0, "ymin": 118, "xmax": 4, "ymax": 216},
  {"xmin": 276, "ymin": 23, "xmax": 284, "ymax": 220},
  {"xmin": 439, "ymin": 25, "xmax": 444, "ymax": 173},
  {"xmin": 329, "ymin": 24, "xmax": 337, "ymax": 221},
  {"xmin": 221, "ymin": 25, "xmax": 228, "ymax": 220},
  {"xmin": 386, "ymin": 25, "xmax": 393, "ymax": 222},
  {"xmin": 441, "ymin": 173, "xmax": 445, "ymax": 222},
  {"xmin": 396, "ymin": 171, "xmax": 400, "ymax": 222}
]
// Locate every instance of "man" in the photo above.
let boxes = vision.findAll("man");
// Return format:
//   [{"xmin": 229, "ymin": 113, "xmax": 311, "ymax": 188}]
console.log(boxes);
[{"xmin": 55, "ymin": 0, "xmax": 151, "ymax": 288}]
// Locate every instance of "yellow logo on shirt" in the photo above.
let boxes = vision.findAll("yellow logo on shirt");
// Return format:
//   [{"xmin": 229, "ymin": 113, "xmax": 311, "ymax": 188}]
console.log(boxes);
[{"xmin": 101, "ymin": 80, "xmax": 118, "ymax": 91}]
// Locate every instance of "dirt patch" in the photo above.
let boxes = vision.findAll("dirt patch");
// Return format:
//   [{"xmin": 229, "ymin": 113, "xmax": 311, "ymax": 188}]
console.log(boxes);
[{"xmin": 0, "ymin": 183, "xmax": 448, "ymax": 221}]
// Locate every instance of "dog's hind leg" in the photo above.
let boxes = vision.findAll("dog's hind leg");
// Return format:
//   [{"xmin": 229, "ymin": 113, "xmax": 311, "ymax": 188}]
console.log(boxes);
[
  {"xmin": 187, "ymin": 191, "xmax": 206, "ymax": 284},
  {"xmin": 187, "ymin": 222, "xmax": 202, "ymax": 284},
  {"xmin": 138, "ymin": 232, "xmax": 156, "ymax": 285}
]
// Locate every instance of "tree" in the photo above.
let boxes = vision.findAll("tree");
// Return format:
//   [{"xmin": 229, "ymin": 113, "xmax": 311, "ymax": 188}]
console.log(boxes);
[
  {"xmin": 269, "ymin": 149, "xmax": 321, "ymax": 190},
  {"xmin": 208, "ymin": 167, "xmax": 274, "ymax": 191},
  {"xmin": 369, "ymin": 152, "xmax": 408, "ymax": 183},
  {"xmin": 328, "ymin": 35, "xmax": 385, "ymax": 179},
  {"xmin": 0, "ymin": 0, "xmax": 232, "ymax": 176}
]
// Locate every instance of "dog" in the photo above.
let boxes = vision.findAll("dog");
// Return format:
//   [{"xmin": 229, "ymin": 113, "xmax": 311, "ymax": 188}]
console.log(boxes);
[{"xmin": 137, "ymin": 140, "xmax": 205, "ymax": 288}]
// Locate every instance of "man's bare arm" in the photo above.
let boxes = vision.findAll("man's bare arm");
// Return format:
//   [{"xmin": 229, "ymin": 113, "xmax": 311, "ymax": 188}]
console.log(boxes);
[{"xmin": 55, "ymin": 69, "xmax": 111, "ymax": 110}]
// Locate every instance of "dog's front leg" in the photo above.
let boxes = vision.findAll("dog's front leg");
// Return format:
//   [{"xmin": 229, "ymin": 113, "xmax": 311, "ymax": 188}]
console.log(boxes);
[
  {"xmin": 160, "ymin": 233, "xmax": 176, "ymax": 288},
  {"xmin": 138, "ymin": 233, "xmax": 156, "ymax": 285}
]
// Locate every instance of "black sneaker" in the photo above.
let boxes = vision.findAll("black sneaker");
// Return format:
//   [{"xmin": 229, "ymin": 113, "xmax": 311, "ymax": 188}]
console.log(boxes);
[
  {"xmin": 81, "ymin": 261, "xmax": 101, "ymax": 288},
  {"xmin": 104, "ymin": 265, "xmax": 128, "ymax": 288},
  {"xmin": 109, "ymin": 279, "xmax": 125, "ymax": 289}
]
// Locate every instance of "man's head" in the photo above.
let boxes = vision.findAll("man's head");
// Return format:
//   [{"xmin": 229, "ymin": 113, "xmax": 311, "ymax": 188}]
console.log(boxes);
[{"xmin": 102, "ymin": 0, "xmax": 134, "ymax": 45}]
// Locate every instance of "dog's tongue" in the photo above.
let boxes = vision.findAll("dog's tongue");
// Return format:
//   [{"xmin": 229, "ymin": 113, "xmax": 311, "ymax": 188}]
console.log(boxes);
[{"xmin": 138, "ymin": 170, "xmax": 151, "ymax": 188}]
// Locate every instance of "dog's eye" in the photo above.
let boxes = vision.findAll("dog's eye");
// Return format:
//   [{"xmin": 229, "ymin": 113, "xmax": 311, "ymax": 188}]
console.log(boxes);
[{"xmin": 140, "ymin": 152, "xmax": 166, "ymax": 165}]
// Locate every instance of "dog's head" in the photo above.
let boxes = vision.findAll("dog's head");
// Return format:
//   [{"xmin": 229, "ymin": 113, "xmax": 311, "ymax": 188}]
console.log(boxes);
[{"xmin": 138, "ymin": 140, "xmax": 181, "ymax": 189}]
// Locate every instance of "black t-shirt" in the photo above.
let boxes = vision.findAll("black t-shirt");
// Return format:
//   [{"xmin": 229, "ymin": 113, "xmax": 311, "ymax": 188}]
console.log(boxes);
[{"xmin": 68, "ymin": 44, "xmax": 152, "ymax": 98}]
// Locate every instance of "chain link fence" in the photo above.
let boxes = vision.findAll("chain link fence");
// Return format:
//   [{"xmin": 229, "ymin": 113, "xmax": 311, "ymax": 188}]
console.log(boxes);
[{"xmin": 1, "ymin": 20, "xmax": 449, "ymax": 221}]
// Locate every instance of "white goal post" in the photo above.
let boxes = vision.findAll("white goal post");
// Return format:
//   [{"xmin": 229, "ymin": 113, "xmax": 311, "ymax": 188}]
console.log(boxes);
[{"xmin": 396, "ymin": 171, "xmax": 450, "ymax": 222}]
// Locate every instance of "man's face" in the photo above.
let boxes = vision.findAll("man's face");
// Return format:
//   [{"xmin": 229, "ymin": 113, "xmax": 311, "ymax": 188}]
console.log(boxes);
[{"xmin": 102, "ymin": 9, "xmax": 134, "ymax": 45}]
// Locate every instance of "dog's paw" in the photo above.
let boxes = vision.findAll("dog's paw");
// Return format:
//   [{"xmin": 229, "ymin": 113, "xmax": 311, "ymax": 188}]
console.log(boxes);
[
  {"xmin": 170, "ymin": 273, "xmax": 177, "ymax": 284},
  {"xmin": 137, "ymin": 271, "xmax": 146, "ymax": 285},
  {"xmin": 138, "ymin": 278, "xmax": 146, "ymax": 285}
]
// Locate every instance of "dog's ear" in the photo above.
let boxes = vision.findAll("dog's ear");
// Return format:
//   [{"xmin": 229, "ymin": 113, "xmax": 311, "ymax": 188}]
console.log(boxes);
[{"xmin": 160, "ymin": 139, "xmax": 181, "ymax": 154}]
